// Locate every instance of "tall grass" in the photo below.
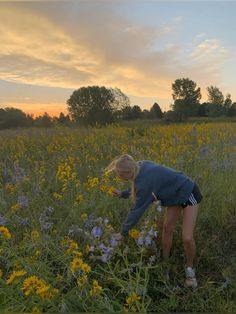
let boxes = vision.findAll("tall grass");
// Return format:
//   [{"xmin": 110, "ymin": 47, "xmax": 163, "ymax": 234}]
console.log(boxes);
[{"xmin": 0, "ymin": 122, "xmax": 235, "ymax": 312}]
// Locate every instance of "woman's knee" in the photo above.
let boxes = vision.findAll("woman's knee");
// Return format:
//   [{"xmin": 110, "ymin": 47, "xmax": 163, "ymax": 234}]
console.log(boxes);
[{"xmin": 182, "ymin": 233, "xmax": 194, "ymax": 245}]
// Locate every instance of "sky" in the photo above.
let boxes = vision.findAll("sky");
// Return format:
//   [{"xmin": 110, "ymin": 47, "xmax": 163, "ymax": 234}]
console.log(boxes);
[{"xmin": 0, "ymin": 0, "xmax": 236, "ymax": 116}]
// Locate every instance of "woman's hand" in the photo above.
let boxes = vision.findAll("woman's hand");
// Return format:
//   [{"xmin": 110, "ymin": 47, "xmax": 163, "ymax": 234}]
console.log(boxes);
[
  {"xmin": 112, "ymin": 233, "xmax": 123, "ymax": 241},
  {"xmin": 112, "ymin": 188, "xmax": 121, "ymax": 197}
]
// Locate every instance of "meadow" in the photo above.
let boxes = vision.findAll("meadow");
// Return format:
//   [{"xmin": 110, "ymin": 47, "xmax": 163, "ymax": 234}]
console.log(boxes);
[{"xmin": 0, "ymin": 122, "xmax": 236, "ymax": 312}]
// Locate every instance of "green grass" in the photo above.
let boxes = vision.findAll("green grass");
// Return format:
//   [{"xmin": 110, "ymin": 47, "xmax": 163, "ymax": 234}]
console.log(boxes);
[{"xmin": 0, "ymin": 122, "xmax": 235, "ymax": 312}]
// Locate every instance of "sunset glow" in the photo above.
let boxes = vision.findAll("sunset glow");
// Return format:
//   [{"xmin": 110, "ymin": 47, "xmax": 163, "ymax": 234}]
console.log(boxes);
[{"xmin": 0, "ymin": 1, "xmax": 236, "ymax": 115}]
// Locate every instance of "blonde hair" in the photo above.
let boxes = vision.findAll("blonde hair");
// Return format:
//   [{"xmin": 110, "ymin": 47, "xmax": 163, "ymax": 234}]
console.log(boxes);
[{"xmin": 105, "ymin": 154, "xmax": 139, "ymax": 202}]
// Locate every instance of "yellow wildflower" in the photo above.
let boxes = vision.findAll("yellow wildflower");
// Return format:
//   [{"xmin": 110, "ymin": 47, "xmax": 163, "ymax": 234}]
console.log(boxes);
[
  {"xmin": 11, "ymin": 203, "xmax": 21, "ymax": 213},
  {"xmin": 22, "ymin": 275, "xmax": 58, "ymax": 300},
  {"xmin": 125, "ymin": 292, "xmax": 141, "ymax": 305},
  {"xmin": 61, "ymin": 238, "xmax": 82, "ymax": 256},
  {"xmin": 89, "ymin": 279, "xmax": 102, "ymax": 296},
  {"xmin": 100, "ymin": 185, "xmax": 115, "ymax": 195},
  {"xmin": 80, "ymin": 263, "xmax": 91, "ymax": 273},
  {"xmin": 70, "ymin": 257, "xmax": 83, "ymax": 272},
  {"xmin": 70, "ymin": 257, "xmax": 91, "ymax": 273},
  {"xmin": 88, "ymin": 176, "xmax": 99, "ymax": 187},
  {"xmin": 128, "ymin": 229, "xmax": 140, "ymax": 240},
  {"xmin": 5, "ymin": 183, "xmax": 15, "ymax": 194},
  {"xmin": 85, "ymin": 244, "xmax": 90, "ymax": 254},
  {"xmin": 32, "ymin": 307, "xmax": 40, "ymax": 313},
  {"xmin": 105, "ymin": 224, "xmax": 114, "ymax": 231},
  {"xmin": 75, "ymin": 194, "xmax": 84, "ymax": 204},
  {"xmin": 6, "ymin": 270, "xmax": 27, "ymax": 285},
  {"xmin": 31, "ymin": 230, "xmax": 40, "ymax": 239},
  {"xmin": 77, "ymin": 275, "xmax": 88, "ymax": 287},
  {"xmin": 75, "ymin": 180, "xmax": 81, "ymax": 188},
  {"xmin": 81, "ymin": 213, "xmax": 88, "ymax": 220},
  {"xmin": 14, "ymin": 261, "xmax": 23, "ymax": 269},
  {"xmin": 0, "ymin": 226, "xmax": 12, "ymax": 239},
  {"xmin": 53, "ymin": 192, "xmax": 62, "ymax": 200}
]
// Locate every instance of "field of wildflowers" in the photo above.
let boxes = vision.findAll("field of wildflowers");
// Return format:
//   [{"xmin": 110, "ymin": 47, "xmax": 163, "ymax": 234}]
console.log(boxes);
[{"xmin": 0, "ymin": 122, "xmax": 236, "ymax": 312}]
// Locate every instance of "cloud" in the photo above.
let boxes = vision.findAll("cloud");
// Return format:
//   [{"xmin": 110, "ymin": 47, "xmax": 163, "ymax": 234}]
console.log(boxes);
[
  {"xmin": 191, "ymin": 39, "xmax": 230, "ymax": 63},
  {"xmin": 0, "ymin": 2, "xmax": 183, "ymax": 100},
  {"xmin": 0, "ymin": 2, "xmax": 234, "ymax": 107},
  {"xmin": 188, "ymin": 38, "xmax": 232, "ymax": 87}
]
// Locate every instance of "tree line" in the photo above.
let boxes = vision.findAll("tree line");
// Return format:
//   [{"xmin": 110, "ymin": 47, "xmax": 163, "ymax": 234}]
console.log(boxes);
[{"xmin": 1, "ymin": 77, "xmax": 236, "ymax": 129}]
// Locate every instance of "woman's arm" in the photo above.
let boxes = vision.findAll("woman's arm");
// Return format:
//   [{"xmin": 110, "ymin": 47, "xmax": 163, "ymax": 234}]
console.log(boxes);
[{"xmin": 121, "ymin": 188, "xmax": 153, "ymax": 235}]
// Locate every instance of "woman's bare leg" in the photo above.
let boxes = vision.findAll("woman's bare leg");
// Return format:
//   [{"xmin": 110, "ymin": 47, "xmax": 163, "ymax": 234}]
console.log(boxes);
[
  {"xmin": 182, "ymin": 204, "xmax": 198, "ymax": 267},
  {"xmin": 162, "ymin": 206, "xmax": 182, "ymax": 259}
]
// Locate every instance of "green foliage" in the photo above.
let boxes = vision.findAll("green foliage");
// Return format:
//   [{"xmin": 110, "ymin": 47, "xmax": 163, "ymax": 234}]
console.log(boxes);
[
  {"xmin": 207, "ymin": 86, "xmax": 224, "ymax": 106},
  {"xmin": 0, "ymin": 107, "xmax": 33, "ymax": 129},
  {"xmin": 67, "ymin": 86, "xmax": 130, "ymax": 126},
  {"xmin": 172, "ymin": 78, "xmax": 201, "ymax": 118},
  {"xmin": 150, "ymin": 103, "xmax": 164, "ymax": 119}
]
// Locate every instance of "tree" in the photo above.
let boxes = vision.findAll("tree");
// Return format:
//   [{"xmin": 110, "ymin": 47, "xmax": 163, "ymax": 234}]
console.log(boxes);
[
  {"xmin": 130, "ymin": 105, "xmax": 142, "ymax": 120},
  {"xmin": 198, "ymin": 102, "xmax": 209, "ymax": 117},
  {"xmin": 149, "ymin": 102, "xmax": 164, "ymax": 119},
  {"xmin": 223, "ymin": 94, "xmax": 232, "ymax": 117},
  {"xmin": 34, "ymin": 112, "xmax": 53, "ymax": 128},
  {"xmin": 0, "ymin": 107, "xmax": 33, "ymax": 129},
  {"xmin": 206, "ymin": 86, "xmax": 225, "ymax": 117},
  {"xmin": 67, "ymin": 86, "xmax": 130, "ymax": 126},
  {"xmin": 227, "ymin": 102, "xmax": 236, "ymax": 117},
  {"xmin": 57, "ymin": 112, "xmax": 71, "ymax": 125},
  {"xmin": 118, "ymin": 105, "xmax": 133, "ymax": 120},
  {"xmin": 207, "ymin": 86, "xmax": 224, "ymax": 106},
  {"xmin": 172, "ymin": 78, "xmax": 201, "ymax": 118},
  {"xmin": 163, "ymin": 110, "xmax": 182, "ymax": 123},
  {"xmin": 142, "ymin": 109, "xmax": 151, "ymax": 119}
]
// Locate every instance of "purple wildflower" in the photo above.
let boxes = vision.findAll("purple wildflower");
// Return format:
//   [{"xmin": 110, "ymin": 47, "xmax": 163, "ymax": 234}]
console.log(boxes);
[
  {"xmin": 99, "ymin": 243, "xmax": 112, "ymax": 254},
  {"xmin": 18, "ymin": 195, "xmax": 28, "ymax": 208},
  {"xmin": 46, "ymin": 206, "xmax": 54, "ymax": 214},
  {"xmin": 84, "ymin": 214, "xmax": 95, "ymax": 229},
  {"xmin": 43, "ymin": 234, "xmax": 51, "ymax": 241},
  {"xmin": 137, "ymin": 237, "xmax": 144, "ymax": 246},
  {"xmin": 41, "ymin": 222, "xmax": 53, "ymax": 231},
  {"xmin": 89, "ymin": 245, "xmax": 95, "ymax": 252},
  {"xmin": 144, "ymin": 236, "xmax": 152, "ymax": 246},
  {"xmin": 0, "ymin": 216, "xmax": 7, "ymax": 226},
  {"xmin": 110, "ymin": 238, "xmax": 119, "ymax": 247},
  {"xmin": 148, "ymin": 228, "xmax": 158, "ymax": 238},
  {"xmin": 12, "ymin": 165, "xmax": 25, "ymax": 183},
  {"xmin": 91, "ymin": 226, "xmax": 103, "ymax": 239},
  {"xmin": 100, "ymin": 254, "xmax": 109, "ymax": 263},
  {"xmin": 19, "ymin": 217, "xmax": 29, "ymax": 226}
]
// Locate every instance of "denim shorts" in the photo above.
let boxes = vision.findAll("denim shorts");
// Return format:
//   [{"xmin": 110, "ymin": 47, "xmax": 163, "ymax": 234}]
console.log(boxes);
[{"xmin": 181, "ymin": 183, "xmax": 203, "ymax": 208}]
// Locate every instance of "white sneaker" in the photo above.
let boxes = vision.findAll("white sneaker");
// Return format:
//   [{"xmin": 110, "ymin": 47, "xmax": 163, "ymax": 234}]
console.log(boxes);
[{"xmin": 184, "ymin": 266, "xmax": 198, "ymax": 288}]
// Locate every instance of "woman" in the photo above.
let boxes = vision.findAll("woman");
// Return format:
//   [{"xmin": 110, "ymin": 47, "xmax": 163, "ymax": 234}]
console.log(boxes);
[{"xmin": 105, "ymin": 154, "xmax": 202, "ymax": 288}]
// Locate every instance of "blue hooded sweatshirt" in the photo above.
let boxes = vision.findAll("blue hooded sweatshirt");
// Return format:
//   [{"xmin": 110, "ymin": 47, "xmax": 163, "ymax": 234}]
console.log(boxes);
[{"xmin": 120, "ymin": 160, "xmax": 195, "ymax": 235}]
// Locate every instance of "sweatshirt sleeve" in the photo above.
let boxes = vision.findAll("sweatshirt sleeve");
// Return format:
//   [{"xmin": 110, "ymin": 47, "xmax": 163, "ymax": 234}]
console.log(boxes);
[
  {"xmin": 120, "ymin": 188, "xmax": 131, "ymax": 199},
  {"xmin": 121, "ymin": 187, "xmax": 153, "ymax": 236}
]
